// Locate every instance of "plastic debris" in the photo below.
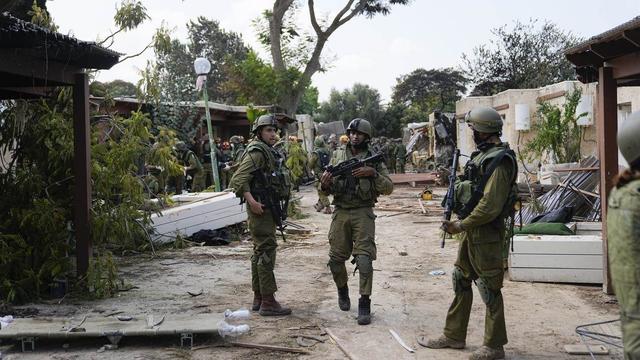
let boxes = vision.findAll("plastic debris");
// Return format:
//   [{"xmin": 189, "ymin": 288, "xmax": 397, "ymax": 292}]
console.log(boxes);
[
  {"xmin": 224, "ymin": 309, "xmax": 251, "ymax": 321},
  {"xmin": 217, "ymin": 320, "xmax": 250, "ymax": 338},
  {"xmin": 0, "ymin": 315, "xmax": 14, "ymax": 329},
  {"xmin": 429, "ymin": 270, "xmax": 446, "ymax": 276}
]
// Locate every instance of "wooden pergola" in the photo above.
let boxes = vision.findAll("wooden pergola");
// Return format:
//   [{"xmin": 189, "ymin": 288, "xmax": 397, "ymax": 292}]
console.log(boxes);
[
  {"xmin": 565, "ymin": 15, "xmax": 640, "ymax": 293},
  {"xmin": 0, "ymin": 13, "xmax": 120, "ymax": 276}
]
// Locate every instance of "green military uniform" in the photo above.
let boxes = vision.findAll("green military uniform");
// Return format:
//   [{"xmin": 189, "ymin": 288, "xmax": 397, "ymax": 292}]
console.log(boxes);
[
  {"xmin": 182, "ymin": 149, "xmax": 205, "ymax": 192},
  {"xmin": 608, "ymin": 179, "xmax": 640, "ymax": 360},
  {"xmin": 309, "ymin": 137, "xmax": 332, "ymax": 211},
  {"xmin": 387, "ymin": 141, "xmax": 397, "ymax": 174},
  {"xmin": 395, "ymin": 140, "xmax": 406, "ymax": 174},
  {"xmin": 219, "ymin": 148, "xmax": 233, "ymax": 189},
  {"xmin": 323, "ymin": 143, "xmax": 393, "ymax": 296},
  {"xmin": 229, "ymin": 139, "xmax": 287, "ymax": 296},
  {"xmin": 443, "ymin": 142, "xmax": 517, "ymax": 349}
]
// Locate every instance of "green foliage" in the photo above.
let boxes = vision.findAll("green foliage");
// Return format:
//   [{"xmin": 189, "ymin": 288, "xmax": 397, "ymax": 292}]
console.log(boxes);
[
  {"xmin": 223, "ymin": 51, "xmax": 281, "ymax": 105},
  {"xmin": 462, "ymin": 19, "xmax": 581, "ymax": 96},
  {"xmin": 90, "ymin": 80, "xmax": 137, "ymax": 98},
  {"xmin": 113, "ymin": 0, "xmax": 149, "ymax": 31},
  {"xmin": 521, "ymin": 88, "xmax": 586, "ymax": 164},
  {"xmin": 85, "ymin": 251, "xmax": 122, "ymax": 299},
  {"xmin": 298, "ymin": 86, "xmax": 319, "ymax": 115},
  {"xmin": 285, "ymin": 141, "xmax": 307, "ymax": 183},
  {"xmin": 392, "ymin": 68, "xmax": 467, "ymax": 113},
  {"xmin": 287, "ymin": 198, "xmax": 307, "ymax": 220},
  {"xmin": 245, "ymin": 105, "xmax": 268, "ymax": 125}
]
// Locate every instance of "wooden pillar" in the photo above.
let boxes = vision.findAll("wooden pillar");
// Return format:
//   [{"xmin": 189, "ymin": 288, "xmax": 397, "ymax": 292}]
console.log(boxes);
[
  {"xmin": 597, "ymin": 66, "xmax": 618, "ymax": 294},
  {"xmin": 73, "ymin": 72, "xmax": 92, "ymax": 277}
]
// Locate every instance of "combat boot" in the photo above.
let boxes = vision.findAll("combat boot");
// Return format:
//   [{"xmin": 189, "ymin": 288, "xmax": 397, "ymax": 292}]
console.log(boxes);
[
  {"xmin": 357, "ymin": 296, "xmax": 371, "ymax": 325},
  {"xmin": 417, "ymin": 334, "xmax": 465, "ymax": 349},
  {"xmin": 251, "ymin": 292, "xmax": 261, "ymax": 311},
  {"xmin": 258, "ymin": 294, "xmax": 292, "ymax": 316},
  {"xmin": 469, "ymin": 346, "xmax": 505, "ymax": 360},
  {"xmin": 337, "ymin": 286, "xmax": 350, "ymax": 311}
]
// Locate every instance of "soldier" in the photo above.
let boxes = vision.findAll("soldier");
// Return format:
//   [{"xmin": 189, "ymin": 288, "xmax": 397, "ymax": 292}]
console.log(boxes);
[
  {"xmin": 228, "ymin": 115, "xmax": 292, "ymax": 317},
  {"xmin": 608, "ymin": 111, "xmax": 640, "ymax": 360},
  {"xmin": 320, "ymin": 118, "xmax": 393, "ymax": 325},
  {"xmin": 219, "ymin": 141, "xmax": 233, "ymax": 189},
  {"xmin": 309, "ymin": 136, "xmax": 332, "ymax": 213},
  {"xmin": 395, "ymin": 138, "xmax": 407, "ymax": 174},
  {"xmin": 387, "ymin": 138, "xmax": 397, "ymax": 174},
  {"xmin": 418, "ymin": 107, "xmax": 517, "ymax": 360},
  {"xmin": 176, "ymin": 141, "xmax": 205, "ymax": 192}
]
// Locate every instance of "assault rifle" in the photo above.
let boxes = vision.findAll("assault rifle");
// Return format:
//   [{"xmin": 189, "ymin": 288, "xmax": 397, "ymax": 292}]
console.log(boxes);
[
  {"xmin": 325, "ymin": 153, "xmax": 384, "ymax": 177},
  {"xmin": 250, "ymin": 169, "xmax": 288, "ymax": 241},
  {"xmin": 441, "ymin": 148, "xmax": 460, "ymax": 248}
]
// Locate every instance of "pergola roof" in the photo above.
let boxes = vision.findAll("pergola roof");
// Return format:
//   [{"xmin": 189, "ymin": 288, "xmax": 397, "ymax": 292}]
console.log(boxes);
[
  {"xmin": 0, "ymin": 12, "xmax": 120, "ymax": 97},
  {"xmin": 565, "ymin": 16, "xmax": 640, "ymax": 85}
]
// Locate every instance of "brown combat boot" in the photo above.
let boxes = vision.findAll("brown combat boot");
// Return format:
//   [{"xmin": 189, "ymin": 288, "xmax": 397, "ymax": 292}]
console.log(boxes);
[
  {"xmin": 258, "ymin": 294, "xmax": 292, "ymax": 316},
  {"xmin": 251, "ymin": 292, "xmax": 261, "ymax": 311},
  {"xmin": 469, "ymin": 346, "xmax": 505, "ymax": 360},
  {"xmin": 417, "ymin": 334, "xmax": 465, "ymax": 349}
]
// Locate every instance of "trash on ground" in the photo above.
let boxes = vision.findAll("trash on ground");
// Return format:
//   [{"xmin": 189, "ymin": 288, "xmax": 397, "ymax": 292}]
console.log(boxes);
[{"xmin": 429, "ymin": 270, "xmax": 446, "ymax": 276}]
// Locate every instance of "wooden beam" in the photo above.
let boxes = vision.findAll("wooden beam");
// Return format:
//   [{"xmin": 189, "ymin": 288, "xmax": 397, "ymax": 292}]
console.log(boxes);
[
  {"xmin": 493, "ymin": 104, "xmax": 509, "ymax": 111},
  {"xmin": 609, "ymin": 52, "xmax": 640, "ymax": 80},
  {"xmin": 536, "ymin": 90, "xmax": 566, "ymax": 102},
  {"xmin": 0, "ymin": 49, "xmax": 76, "ymax": 86},
  {"xmin": 73, "ymin": 73, "xmax": 92, "ymax": 277},
  {"xmin": 597, "ymin": 66, "xmax": 617, "ymax": 294}
]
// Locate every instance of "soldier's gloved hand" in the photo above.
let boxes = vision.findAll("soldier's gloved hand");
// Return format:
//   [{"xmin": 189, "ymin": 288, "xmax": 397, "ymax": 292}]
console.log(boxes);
[
  {"xmin": 441, "ymin": 220, "xmax": 464, "ymax": 234},
  {"xmin": 352, "ymin": 166, "xmax": 376, "ymax": 178},
  {"xmin": 320, "ymin": 171, "xmax": 333, "ymax": 190},
  {"xmin": 248, "ymin": 199, "xmax": 265, "ymax": 216}
]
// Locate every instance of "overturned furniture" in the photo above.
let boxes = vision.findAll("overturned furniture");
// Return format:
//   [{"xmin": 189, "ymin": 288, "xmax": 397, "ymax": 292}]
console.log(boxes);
[
  {"xmin": 0, "ymin": 314, "xmax": 221, "ymax": 351},
  {"xmin": 509, "ymin": 222, "xmax": 603, "ymax": 284},
  {"xmin": 151, "ymin": 192, "xmax": 246, "ymax": 244}
]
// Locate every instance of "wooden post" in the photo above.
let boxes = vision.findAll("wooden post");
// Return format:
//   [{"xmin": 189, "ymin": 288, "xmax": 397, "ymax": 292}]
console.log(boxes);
[
  {"xmin": 597, "ymin": 66, "xmax": 617, "ymax": 294},
  {"xmin": 73, "ymin": 72, "xmax": 92, "ymax": 277}
]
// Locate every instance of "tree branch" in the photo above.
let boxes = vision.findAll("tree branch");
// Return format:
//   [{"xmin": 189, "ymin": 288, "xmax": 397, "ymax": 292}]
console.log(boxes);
[
  {"xmin": 308, "ymin": 0, "xmax": 322, "ymax": 35},
  {"xmin": 117, "ymin": 41, "xmax": 153, "ymax": 64},
  {"xmin": 269, "ymin": 0, "xmax": 295, "ymax": 71},
  {"xmin": 98, "ymin": 27, "xmax": 125, "ymax": 47}
]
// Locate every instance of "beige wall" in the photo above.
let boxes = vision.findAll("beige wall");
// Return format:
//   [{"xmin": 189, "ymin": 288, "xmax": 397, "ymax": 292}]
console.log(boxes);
[{"xmin": 456, "ymin": 80, "xmax": 640, "ymax": 180}]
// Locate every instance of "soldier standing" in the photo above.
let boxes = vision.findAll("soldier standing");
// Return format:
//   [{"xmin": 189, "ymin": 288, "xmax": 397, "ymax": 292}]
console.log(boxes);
[
  {"xmin": 419, "ymin": 107, "xmax": 517, "ymax": 360},
  {"xmin": 320, "ymin": 118, "xmax": 393, "ymax": 325},
  {"xmin": 395, "ymin": 138, "xmax": 407, "ymax": 174},
  {"xmin": 387, "ymin": 138, "xmax": 397, "ymax": 174},
  {"xmin": 309, "ymin": 136, "xmax": 332, "ymax": 214},
  {"xmin": 608, "ymin": 111, "xmax": 640, "ymax": 360},
  {"xmin": 176, "ymin": 141, "xmax": 205, "ymax": 192},
  {"xmin": 228, "ymin": 115, "xmax": 292, "ymax": 316}
]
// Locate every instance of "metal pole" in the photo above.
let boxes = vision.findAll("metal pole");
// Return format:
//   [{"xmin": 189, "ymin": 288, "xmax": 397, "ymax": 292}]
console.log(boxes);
[{"xmin": 201, "ymin": 78, "xmax": 221, "ymax": 191}]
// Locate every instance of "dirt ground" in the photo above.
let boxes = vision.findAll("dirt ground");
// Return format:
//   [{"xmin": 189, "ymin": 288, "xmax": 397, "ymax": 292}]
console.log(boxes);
[{"xmin": 0, "ymin": 185, "xmax": 622, "ymax": 359}]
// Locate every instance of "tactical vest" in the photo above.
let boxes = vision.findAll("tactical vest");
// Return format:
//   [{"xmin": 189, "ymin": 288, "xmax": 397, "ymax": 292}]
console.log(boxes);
[
  {"xmin": 244, "ymin": 140, "xmax": 291, "ymax": 201},
  {"xmin": 313, "ymin": 147, "xmax": 331, "ymax": 169},
  {"xmin": 454, "ymin": 143, "xmax": 518, "ymax": 224},
  {"xmin": 332, "ymin": 145, "xmax": 382, "ymax": 209},
  {"xmin": 182, "ymin": 150, "xmax": 202, "ymax": 175}
]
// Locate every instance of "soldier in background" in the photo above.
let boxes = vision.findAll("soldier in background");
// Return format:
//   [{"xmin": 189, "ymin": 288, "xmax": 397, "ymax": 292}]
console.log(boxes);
[
  {"xmin": 309, "ymin": 136, "xmax": 332, "ymax": 214},
  {"xmin": 395, "ymin": 138, "xmax": 406, "ymax": 174}
]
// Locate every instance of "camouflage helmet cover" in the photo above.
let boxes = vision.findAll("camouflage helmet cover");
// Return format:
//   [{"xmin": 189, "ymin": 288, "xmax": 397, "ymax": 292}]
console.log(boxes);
[
  {"xmin": 346, "ymin": 118, "xmax": 372, "ymax": 138},
  {"xmin": 618, "ymin": 111, "xmax": 640, "ymax": 166},
  {"xmin": 252, "ymin": 114, "xmax": 279, "ymax": 134},
  {"xmin": 314, "ymin": 135, "xmax": 326, "ymax": 147},
  {"xmin": 465, "ymin": 106, "xmax": 503, "ymax": 133}
]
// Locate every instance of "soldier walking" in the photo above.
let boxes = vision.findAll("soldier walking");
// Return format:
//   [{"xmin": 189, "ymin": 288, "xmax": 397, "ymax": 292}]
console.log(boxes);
[
  {"xmin": 320, "ymin": 118, "xmax": 393, "ymax": 325},
  {"xmin": 418, "ymin": 107, "xmax": 517, "ymax": 360},
  {"xmin": 395, "ymin": 138, "xmax": 406, "ymax": 174},
  {"xmin": 228, "ymin": 115, "xmax": 292, "ymax": 316}
]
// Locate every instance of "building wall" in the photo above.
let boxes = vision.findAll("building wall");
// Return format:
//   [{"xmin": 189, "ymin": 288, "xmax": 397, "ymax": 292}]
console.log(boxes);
[{"xmin": 456, "ymin": 80, "xmax": 640, "ymax": 179}]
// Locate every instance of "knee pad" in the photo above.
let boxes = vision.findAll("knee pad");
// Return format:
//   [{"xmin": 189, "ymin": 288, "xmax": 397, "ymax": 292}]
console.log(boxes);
[
  {"xmin": 452, "ymin": 267, "xmax": 471, "ymax": 294},
  {"xmin": 354, "ymin": 255, "xmax": 373, "ymax": 275},
  {"xmin": 476, "ymin": 277, "xmax": 500, "ymax": 307}
]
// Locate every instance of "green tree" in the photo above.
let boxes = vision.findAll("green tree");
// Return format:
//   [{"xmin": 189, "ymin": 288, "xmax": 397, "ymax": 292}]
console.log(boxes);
[
  {"xmin": 392, "ymin": 68, "xmax": 467, "ymax": 113},
  {"xmin": 1, "ymin": 0, "xmax": 48, "ymax": 22},
  {"xmin": 316, "ymin": 83, "xmax": 389, "ymax": 134},
  {"xmin": 462, "ymin": 19, "xmax": 581, "ymax": 96},
  {"xmin": 90, "ymin": 80, "xmax": 137, "ymax": 97},
  {"xmin": 262, "ymin": 0, "xmax": 411, "ymax": 115},
  {"xmin": 522, "ymin": 88, "xmax": 586, "ymax": 164}
]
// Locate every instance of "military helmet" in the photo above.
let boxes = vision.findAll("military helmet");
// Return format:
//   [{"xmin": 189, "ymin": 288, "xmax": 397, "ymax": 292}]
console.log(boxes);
[
  {"xmin": 618, "ymin": 111, "xmax": 640, "ymax": 166},
  {"xmin": 346, "ymin": 118, "xmax": 372, "ymax": 138},
  {"xmin": 314, "ymin": 136, "xmax": 326, "ymax": 147},
  {"xmin": 252, "ymin": 114, "xmax": 278, "ymax": 134},
  {"xmin": 229, "ymin": 135, "xmax": 241, "ymax": 144},
  {"xmin": 174, "ymin": 141, "xmax": 188, "ymax": 152},
  {"xmin": 465, "ymin": 106, "xmax": 503, "ymax": 133}
]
